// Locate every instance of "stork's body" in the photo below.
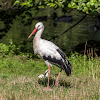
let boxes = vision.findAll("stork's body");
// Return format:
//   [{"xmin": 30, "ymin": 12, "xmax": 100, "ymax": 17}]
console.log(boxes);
[{"xmin": 28, "ymin": 22, "xmax": 72, "ymax": 90}]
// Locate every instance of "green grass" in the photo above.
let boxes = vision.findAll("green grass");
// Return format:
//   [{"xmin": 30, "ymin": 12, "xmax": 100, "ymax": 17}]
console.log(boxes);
[{"xmin": 0, "ymin": 53, "xmax": 100, "ymax": 100}]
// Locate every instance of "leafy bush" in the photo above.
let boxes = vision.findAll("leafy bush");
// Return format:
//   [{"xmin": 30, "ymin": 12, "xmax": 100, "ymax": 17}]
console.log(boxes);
[
  {"xmin": 14, "ymin": 0, "xmax": 100, "ymax": 14},
  {"xmin": 0, "ymin": 43, "xmax": 9, "ymax": 55},
  {"xmin": 0, "ymin": 39, "xmax": 20, "ymax": 55}
]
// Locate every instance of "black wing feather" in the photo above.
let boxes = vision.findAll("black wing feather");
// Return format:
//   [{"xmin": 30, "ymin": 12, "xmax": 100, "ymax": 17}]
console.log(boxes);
[
  {"xmin": 43, "ymin": 55, "xmax": 64, "ymax": 68},
  {"xmin": 57, "ymin": 49, "xmax": 72, "ymax": 76},
  {"xmin": 42, "ymin": 48, "xmax": 72, "ymax": 76}
]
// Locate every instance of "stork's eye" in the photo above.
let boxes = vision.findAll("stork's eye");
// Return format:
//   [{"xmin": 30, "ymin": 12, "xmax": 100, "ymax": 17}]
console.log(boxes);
[
  {"xmin": 38, "ymin": 25, "xmax": 40, "ymax": 28},
  {"xmin": 37, "ymin": 25, "xmax": 41, "ymax": 30}
]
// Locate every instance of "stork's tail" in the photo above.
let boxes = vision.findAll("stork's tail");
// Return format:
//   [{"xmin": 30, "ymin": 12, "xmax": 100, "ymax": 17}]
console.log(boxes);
[
  {"xmin": 63, "ymin": 59, "xmax": 72, "ymax": 76},
  {"xmin": 56, "ymin": 49, "xmax": 72, "ymax": 76}
]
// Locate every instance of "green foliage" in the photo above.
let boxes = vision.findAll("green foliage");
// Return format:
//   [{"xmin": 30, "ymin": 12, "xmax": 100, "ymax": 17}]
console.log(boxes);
[
  {"xmin": 8, "ymin": 39, "xmax": 17, "ymax": 54},
  {"xmin": 0, "ymin": 43, "xmax": 9, "ymax": 55},
  {"xmin": 14, "ymin": 0, "xmax": 100, "ymax": 14},
  {"xmin": 0, "ymin": 39, "xmax": 20, "ymax": 55},
  {"xmin": 68, "ymin": 0, "xmax": 100, "ymax": 13},
  {"xmin": 14, "ymin": 0, "xmax": 34, "ymax": 7}
]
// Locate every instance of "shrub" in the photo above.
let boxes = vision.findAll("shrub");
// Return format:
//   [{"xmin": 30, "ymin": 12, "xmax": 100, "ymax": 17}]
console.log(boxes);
[
  {"xmin": 0, "ymin": 43, "xmax": 9, "ymax": 55},
  {"xmin": 0, "ymin": 39, "xmax": 19, "ymax": 55}
]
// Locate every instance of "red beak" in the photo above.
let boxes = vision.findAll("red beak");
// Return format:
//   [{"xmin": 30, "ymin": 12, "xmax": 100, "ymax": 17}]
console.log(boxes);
[{"xmin": 28, "ymin": 28, "xmax": 38, "ymax": 38}]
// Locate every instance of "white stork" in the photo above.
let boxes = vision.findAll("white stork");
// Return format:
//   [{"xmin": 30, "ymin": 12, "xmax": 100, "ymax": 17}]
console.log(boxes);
[{"xmin": 28, "ymin": 22, "xmax": 72, "ymax": 90}]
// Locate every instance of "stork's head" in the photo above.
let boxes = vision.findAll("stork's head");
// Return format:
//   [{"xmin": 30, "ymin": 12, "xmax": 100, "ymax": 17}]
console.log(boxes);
[
  {"xmin": 28, "ymin": 22, "xmax": 44, "ymax": 38},
  {"xmin": 35, "ymin": 22, "xmax": 44, "ymax": 30}
]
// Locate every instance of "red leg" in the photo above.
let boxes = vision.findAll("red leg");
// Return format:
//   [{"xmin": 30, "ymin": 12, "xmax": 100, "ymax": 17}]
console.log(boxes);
[
  {"xmin": 47, "ymin": 65, "xmax": 50, "ymax": 88},
  {"xmin": 44, "ymin": 65, "xmax": 52, "ymax": 91},
  {"xmin": 55, "ymin": 71, "xmax": 61, "ymax": 87}
]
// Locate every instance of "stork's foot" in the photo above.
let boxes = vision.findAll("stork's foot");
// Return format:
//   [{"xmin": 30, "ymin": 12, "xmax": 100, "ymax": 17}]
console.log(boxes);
[{"xmin": 43, "ymin": 87, "xmax": 52, "ymax": 91}]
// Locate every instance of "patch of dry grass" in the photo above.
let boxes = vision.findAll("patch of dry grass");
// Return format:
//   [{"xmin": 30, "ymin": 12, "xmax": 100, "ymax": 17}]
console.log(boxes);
[
  {"xmin": 0, "ymin": 73, "xmax": 100, "ymax": 100},
  {"xmin": 0, "ymin": 54, "xmax": 100, "ymax": 100}
]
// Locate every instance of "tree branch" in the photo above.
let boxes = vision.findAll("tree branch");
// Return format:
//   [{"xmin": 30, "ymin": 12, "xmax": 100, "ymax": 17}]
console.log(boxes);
[{"xmin": 48, "ymin": 14, "xmax": 87, "ymax": 41}]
